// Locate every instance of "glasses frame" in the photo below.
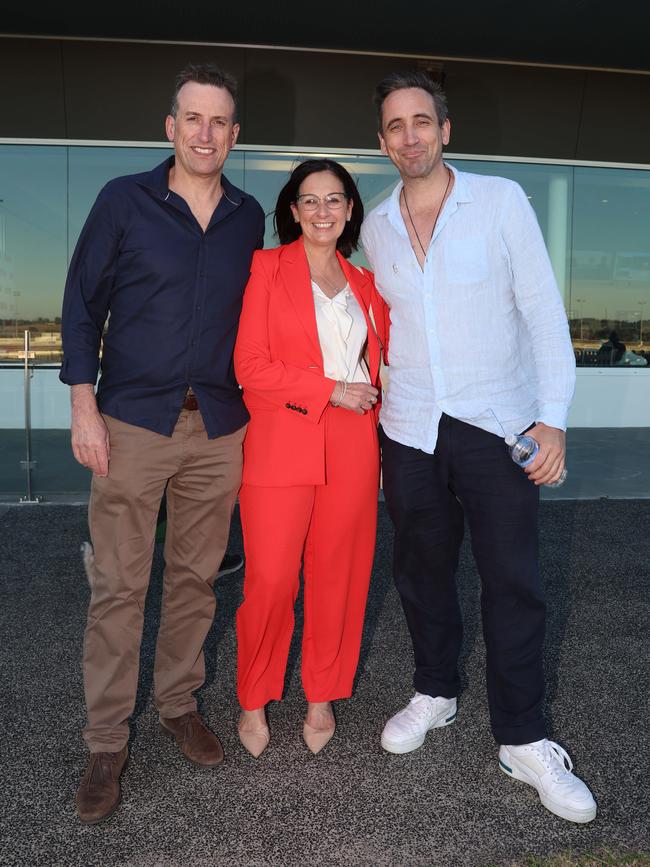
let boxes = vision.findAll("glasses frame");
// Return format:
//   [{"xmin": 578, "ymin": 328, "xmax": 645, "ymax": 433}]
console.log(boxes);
[{"xmin": 293, "ymin": 192, "xmax": 349, "ymax": 211}]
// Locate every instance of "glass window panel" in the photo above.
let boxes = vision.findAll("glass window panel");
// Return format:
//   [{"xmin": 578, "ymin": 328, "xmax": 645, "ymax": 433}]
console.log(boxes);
[
  {"xmin": 0, "ymin": 145, "xmax": 67, "ymax": 365},
  {"xmin": 242, "ymin": 152, "xmax": 308, "ymax": 245},
  {"xmin": 2, "ymin": 144, "xmax": 649, "ymax": 375},
  {"xmin": 2, "ymin": 142, "xmax": 650, "ymax": 497},
  {"xmin": 570, "ymin": 166, "xmax": 650, "ymax": 368}
]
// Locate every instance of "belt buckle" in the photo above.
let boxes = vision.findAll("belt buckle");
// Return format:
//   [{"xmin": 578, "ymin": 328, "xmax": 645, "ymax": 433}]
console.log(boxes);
[{"xmin": 183, "ymin": 389, "xmax": 199, "ymax": 411}]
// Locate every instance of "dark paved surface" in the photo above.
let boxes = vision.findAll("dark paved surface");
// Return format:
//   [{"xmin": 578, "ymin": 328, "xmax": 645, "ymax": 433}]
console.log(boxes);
[{"xmin": 1, "ymin": 502, "xmax": 648, "ymax": 867}]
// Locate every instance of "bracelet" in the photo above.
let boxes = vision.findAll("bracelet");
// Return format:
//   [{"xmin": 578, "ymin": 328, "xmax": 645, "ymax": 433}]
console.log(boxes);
[{"xmin": 331, "ymin": 380, "xmax": 347, "ymax": 407}]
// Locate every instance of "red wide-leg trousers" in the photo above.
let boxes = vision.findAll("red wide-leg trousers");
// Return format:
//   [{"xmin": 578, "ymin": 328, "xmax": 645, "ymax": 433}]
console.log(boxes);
[{"xmin": 236, "ymin": 408, "xmax": 379, "ymax": 710}]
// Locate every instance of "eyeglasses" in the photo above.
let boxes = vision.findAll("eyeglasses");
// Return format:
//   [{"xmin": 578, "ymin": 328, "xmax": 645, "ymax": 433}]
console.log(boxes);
[{"xmin": 294, "ymin": 193, "xmax": 348, "ymax": 211}]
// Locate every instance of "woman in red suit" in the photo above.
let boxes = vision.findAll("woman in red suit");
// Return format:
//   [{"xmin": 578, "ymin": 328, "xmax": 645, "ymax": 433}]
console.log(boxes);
[{"xmin": 234, "ymin": 159, "xmax": 387, "ymax": 756}]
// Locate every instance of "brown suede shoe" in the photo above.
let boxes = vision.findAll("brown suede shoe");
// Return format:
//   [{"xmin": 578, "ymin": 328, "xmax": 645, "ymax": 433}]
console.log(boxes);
[
  {"xmin": 159, "ymin": 711, "xmax": 224, "ymax": 767},
  {"xmin": 75, "ymin": 746, "xmax": 129, "ymax": 824}
]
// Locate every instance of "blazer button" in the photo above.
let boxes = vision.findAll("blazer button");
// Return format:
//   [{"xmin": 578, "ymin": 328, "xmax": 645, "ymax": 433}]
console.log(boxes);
[
  {"xmin": 302, "ymin": 408, "xmax": 307, "ymax": 415},
  {"xmin": 285, "ymin": 402, "xmax": 291, "ymax": 409}
]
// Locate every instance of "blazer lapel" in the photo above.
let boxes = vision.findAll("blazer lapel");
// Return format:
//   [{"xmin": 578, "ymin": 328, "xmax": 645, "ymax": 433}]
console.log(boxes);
[
  {"xmin": 279, "ymin": 238, "xmax": 323, "ymax": 362},
  {"xmin": 339, "ymin": 254, "xmax": 380, "ymax": 384}
]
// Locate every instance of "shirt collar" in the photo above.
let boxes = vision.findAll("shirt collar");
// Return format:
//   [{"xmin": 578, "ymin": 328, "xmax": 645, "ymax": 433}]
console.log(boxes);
[
  {"xmin": 378, "ymin": 162, "xmax": 473, "ymax": 215},
  {"xmin": 137, "ymin": 155, "xmax": 245, "ymax": 205},
  {"xmin": 447, "ymin": 163, "xmax": 473, "ymax": 205},
  {"xmin": 136, "ymin": 156, "xmax": 175, "ymax": 197},
  {"xmin": 221, "ymin": 173, "xmax": 244, "ymax": 205},
  {"xmin": 379, "ymin": 161, "xmax": 473, "ymax": 238}
]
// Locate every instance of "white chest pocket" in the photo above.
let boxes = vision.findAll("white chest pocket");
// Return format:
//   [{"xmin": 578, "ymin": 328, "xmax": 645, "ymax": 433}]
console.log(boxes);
[{"xmin": 443, "ymin": 237, "xmax": 489, "ymax": 285}]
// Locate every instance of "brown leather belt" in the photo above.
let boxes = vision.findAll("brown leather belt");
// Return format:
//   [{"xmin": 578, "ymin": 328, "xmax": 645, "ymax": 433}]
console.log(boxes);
[{"xmin": 182, "ymin": 392, "xmax": 199, "ymax": 411}]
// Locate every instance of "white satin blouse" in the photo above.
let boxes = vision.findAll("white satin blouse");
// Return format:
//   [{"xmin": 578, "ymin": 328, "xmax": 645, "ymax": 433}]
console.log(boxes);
[{"xmin": 311, "ymin": 281, "xmax": 370, "ymax": 384}]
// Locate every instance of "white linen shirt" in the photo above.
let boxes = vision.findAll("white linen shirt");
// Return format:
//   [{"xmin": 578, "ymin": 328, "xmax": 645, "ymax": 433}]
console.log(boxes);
[{"xmin": 360, "ymin": 164, "xmax": 576, "ymax": 454}]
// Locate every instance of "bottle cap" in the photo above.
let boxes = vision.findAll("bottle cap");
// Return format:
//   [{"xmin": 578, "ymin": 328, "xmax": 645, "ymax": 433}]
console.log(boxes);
[{"xmin": 504, "ymin": 434, "xmax": 517, "ymax": 446}]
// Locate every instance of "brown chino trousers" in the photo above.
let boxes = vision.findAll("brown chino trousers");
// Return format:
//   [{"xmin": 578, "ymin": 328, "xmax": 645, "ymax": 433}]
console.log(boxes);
[{"xmin": 82, "ymin": 410, "xmax": 246, "ymax": 752}]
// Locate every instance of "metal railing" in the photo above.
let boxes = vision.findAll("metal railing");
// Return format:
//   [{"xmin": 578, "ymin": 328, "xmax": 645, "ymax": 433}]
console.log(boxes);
[{"xmin": 17, "ymin": 330, "xmax": 41, "ymax": 503}]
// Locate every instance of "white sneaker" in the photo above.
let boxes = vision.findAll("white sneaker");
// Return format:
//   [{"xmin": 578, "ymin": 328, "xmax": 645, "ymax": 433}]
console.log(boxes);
[
  {"xmin": 499, "ymin": 739, "xmax": 597, "ymax": 823},
  {"xmin": 381, "ymin": 692, "xmax": 457, "ymax": 754}
]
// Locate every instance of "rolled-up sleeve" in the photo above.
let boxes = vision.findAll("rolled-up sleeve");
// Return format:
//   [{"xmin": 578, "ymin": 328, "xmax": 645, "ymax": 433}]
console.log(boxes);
[{"xmin": 59, "ymin": 187, "xmax": 122, "ymax": 385}]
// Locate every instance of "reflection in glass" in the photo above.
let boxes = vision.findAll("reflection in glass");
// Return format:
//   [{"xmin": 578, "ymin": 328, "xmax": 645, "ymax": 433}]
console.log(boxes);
[
  {"xmin": 0, "ymin": 146, "xmax": 67, "ymax": 364},
  {"xmin": 570, "ymin": 167, "xmax": 650, "ymax": 367},
  {"xmin": 0, "ymin": 145, "xmax": 648, "ymax": 369}
]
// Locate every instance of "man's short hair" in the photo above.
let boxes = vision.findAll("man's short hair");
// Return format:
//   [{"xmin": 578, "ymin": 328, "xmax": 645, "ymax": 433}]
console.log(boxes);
[
  {"xmin": 373, "ymin": 70, "xmax": 448, "ymax": 131},
  {"xmin": 170, "ymin": 62, "xmax": 238, "ymax": 120}
]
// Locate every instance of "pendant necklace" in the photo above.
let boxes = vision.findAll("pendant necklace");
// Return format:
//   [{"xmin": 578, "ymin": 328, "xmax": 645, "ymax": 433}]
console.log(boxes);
[
  {"xmin": 402, "ymin": 166, "xmax": 453, "ymax": 261},
  {"xmin": 310, "ymin": 269, "xmax": 346, "ymax": 298}
]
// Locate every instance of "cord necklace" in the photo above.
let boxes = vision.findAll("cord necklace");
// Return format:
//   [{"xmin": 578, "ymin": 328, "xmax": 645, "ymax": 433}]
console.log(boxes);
[{"xmin": 402, "ymin": 165, "xmax": 453, "ymax": 261}]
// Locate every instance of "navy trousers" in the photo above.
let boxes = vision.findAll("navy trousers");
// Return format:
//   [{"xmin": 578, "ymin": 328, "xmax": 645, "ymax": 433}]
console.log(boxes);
[{"xmin": 380, "ymin": 415, "xmax": 547, "ymax": 745}]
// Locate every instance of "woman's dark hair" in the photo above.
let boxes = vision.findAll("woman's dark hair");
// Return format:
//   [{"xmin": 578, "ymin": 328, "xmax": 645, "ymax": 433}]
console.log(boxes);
[{"xmin": 274, "ymin": 159, "xmax": 364, "ymax": 258}]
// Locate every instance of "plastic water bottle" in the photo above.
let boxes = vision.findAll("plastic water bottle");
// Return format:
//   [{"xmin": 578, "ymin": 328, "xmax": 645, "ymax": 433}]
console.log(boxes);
[{"xmin": 505, "ymin": 434, "xmax": 567, "ymax": 488}]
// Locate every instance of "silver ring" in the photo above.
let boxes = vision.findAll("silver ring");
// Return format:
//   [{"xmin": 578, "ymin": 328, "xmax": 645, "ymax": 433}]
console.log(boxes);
[{"xmin": 548, "ymin": 468, "xmax": 567, "ymax": 488}]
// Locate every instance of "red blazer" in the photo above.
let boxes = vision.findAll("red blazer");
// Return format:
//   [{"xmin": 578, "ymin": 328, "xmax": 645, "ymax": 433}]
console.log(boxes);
[{"xmin": 234, "ymin": 237, "xmax": 388, "ymax": 487}]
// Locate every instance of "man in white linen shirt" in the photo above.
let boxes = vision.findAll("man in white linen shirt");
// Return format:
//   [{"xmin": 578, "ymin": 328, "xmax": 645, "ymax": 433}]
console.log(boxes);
[{"xmin": 361, "ymin": 70, "xmax": 596, "ymax": 824}]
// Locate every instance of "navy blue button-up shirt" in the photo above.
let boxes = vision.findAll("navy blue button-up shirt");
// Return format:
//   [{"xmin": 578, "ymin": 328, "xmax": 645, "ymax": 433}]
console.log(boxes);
[{"xmin": 60, "ymin": 156, "xmax": 265, "ymax": 438}]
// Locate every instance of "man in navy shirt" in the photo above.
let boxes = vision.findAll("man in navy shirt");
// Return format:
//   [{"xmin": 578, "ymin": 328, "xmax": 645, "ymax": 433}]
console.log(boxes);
[{"xmin": 60, "ymin": 63, "xmax": 264, "ymax": 824}]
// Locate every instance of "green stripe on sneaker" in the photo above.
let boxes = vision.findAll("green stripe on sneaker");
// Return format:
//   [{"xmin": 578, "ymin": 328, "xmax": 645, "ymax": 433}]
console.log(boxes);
[
  {"xmin": 499, "ymin": 758, "xmax": 513, "ymax": 773},
  {"xmin": 445, "ymin": 711, "xmax": 457, "ymax": 722}
]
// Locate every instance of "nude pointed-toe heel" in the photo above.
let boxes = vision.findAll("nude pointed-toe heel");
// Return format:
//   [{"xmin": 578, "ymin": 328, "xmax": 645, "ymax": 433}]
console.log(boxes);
[
  {"xmin": 238, "ymin": 719, "xmax": 270, "ymax": 758},
  {"xmin": 302, "ymin": 721, "xmax": 335, "ymax": 755}
]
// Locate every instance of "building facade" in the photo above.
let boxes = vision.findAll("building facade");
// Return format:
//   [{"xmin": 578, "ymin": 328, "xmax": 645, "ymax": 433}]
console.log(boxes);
[{"xmin": 1, "ymin": 34, "xmax": 649, "ymax": 498}]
